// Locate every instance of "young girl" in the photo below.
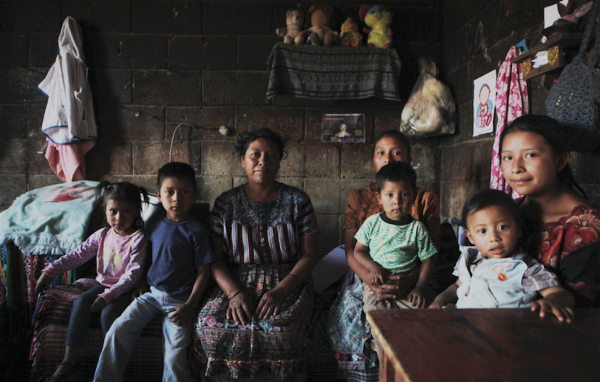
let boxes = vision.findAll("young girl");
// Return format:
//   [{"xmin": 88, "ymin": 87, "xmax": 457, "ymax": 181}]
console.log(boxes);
[
  {"xmin": 35, "ymin": 181, "xmax": 149, "ymax": 381},
  {"xmin": 430, "ymin": 189, "xmax": 574, "ymax": 322},
  {"xmin": 498, "ymin": 114, "xmax": 600, "ymax": 307}
]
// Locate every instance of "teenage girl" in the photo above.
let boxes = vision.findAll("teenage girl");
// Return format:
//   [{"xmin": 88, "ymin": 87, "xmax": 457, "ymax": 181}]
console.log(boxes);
[
  {"xmin": 35, "ymin": 181, "xmax": 149, "ymax": 381},
  {"xmin": 499, "ymin": 114, "xmax": 600, "ymax": 307}
]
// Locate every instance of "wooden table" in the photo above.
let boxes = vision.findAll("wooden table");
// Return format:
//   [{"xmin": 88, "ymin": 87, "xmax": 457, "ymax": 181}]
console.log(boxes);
[{"xmin": 367, "ymin": 308, "xmax": 600, "ymax": 382}]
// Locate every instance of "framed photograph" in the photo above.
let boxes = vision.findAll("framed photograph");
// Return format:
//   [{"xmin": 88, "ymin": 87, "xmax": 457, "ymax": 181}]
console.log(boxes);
[{"xmin": 321, "ymin": 114, "xmax": 366, "ymax": 143}]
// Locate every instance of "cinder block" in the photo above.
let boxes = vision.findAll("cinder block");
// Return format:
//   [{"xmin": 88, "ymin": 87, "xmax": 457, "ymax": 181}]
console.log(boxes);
[
  {"xmin": 0, "ymin": 32, "xmax": 27, "ymax": 68},
  {"xmin": 439, "ymin": 181, "xmax": 481, "ymax": 221},
  {"xmin": 27, "ymin": 175, "xmax": 63, "ymax": 191},
  {"xmin": 197, "ymin": 176, "xmax": 232, "ymax": 206},
  {"xmin": 315, "ymin": 214, "xmax": 340, "ymax": 253},
  {"xmin": 85, "ymin": 34, "xmax": 132, "ymax": 69},
  {"xmin": 166, "ymin": 107, "xmax": 236, "ymax": 141},
  {"xmin": 340, "ymin": 144, "xmax": 376, "ymax": 179},
  {"xmin": 339, "ymin": 178, "xmax": 370, "ymax": 214},
  {"xmin": 304, "ymin": 143, "xmax": 340, "ymax": 178},
  {"xmin": 27, "ymin": 103, "xmax": 46, "ymax": 139},
  {"xmin": 28, "ymin": 33, "xmax": 58, "ymax": 67},
  {"xmin": 169, "ymin": 36, "xmax": 236, "ymax": 71},
  {"xmin": 131, "ymin": 35, "xmax": 168, "ymax": 69},
  {"xmin": 133, "ymin": 70, "xmax": 201, "ymax": 106},
  {"xmin": 409, "ymin": 8, "xmax": 442, "ymax": 42},
  {"xmin": 0, "ymin": 139, "xmax": 28, "ymax": 174},
  {"xmin": 1, "ymin": 104, "xmax": 27, "ymax": 139},
  {"xmin": 0, "ymin": 0, "xmax": 62, "ymax": 32},
  {"xmin": 572, "ymin": 152, "xmax": 600, "ymax": 184},
  {"xmin": 87, "ymin": 139, "xmax": 132, "ymax": 176},
  {"xmin": 238, "ymin": 36, "xmax": 282, "ymax": 70},
  {"xmin": 373, "ymin": 110, "xmax": 402, "ymax": 140},
  {"xmin": 98, "ymin": 175, "xmax": 158, "ymax": 192},
  {"xmin": 96, "ymin": 104, "xmax": 164, "ymax": 141},
  {"xmin": 0, "ymin": 175, "xmax": 27, "ymax": 211},
  {"xmin": 89, "ymin": 69, "xmax": 132, "ymax": 104},
  {"xmin": 276, "ymin": 178, "xmax": 303, "ymax": 190},
  {"xmin": 202, "ymin": 0, "xmax": 272, "ymax": 35},
  {"xmin": 62, "ymin": 0, "xmax": 132, "ymax": 34},
  {"xmin": 279, "ymin": 143, "xmax": 304, "ymax": 178},
  {"xmin": 28, "ymin": 139, "xmax": 55, "ymax": 175},
  {"xmin": 237, "ymin": 107, "xmax": 303, "ymax": 142},
  {"xmin": 132, "ymin": 0, "xmax": 202, "ymax": 34},
  {"xmin": 412, "ymin": 143, "xmax": 436, "ymax": 182},
  {"xmin": 0, "ymin": 68, "xmax": 47, "ymax": 103},
  {"xmin": 133, "ymin": 140, "xmax": 194, "ymax": 176},
  {"xmin": 305, "ymin": 178, "xmax": 341, "ymax": 214},
  {"xmin": 440, "ymin": 140, "xmax": 493, "ymax": 182},
  {"xmin": 201, "ymin": 141, "xmax": 245, "ymax": 177},
  {"xmin": 203, "ymin": 71, "xmax": 269, "ymax": 106}
]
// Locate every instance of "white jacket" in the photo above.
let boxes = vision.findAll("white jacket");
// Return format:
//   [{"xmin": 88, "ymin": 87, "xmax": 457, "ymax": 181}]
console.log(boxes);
[{"xmin": 38, "ymin": 16, "xmax": 97, "ymax": 144}]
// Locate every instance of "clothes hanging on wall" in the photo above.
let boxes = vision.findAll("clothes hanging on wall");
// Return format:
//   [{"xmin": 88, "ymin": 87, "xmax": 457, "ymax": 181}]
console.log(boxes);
[
  {"xmin": 490, "ymin": 46, "xmax": 529, "ymax": 197},
  {"xmin": 38, "ymin": 16, "xmax": 97, "ymax": 182}
]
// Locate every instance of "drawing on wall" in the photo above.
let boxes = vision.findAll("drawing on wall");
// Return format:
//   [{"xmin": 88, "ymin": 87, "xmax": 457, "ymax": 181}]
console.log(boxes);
[
  {"xmin": 322, "ymin": 114, "xmax": 366, "ymax": 143},
  {"xmin": 473, "ymin": 70, "xmax": 496, "ymax": 137}
]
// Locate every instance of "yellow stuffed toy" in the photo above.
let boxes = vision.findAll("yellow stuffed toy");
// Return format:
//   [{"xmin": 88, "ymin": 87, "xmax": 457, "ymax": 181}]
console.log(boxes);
[
  {"xmin": 359, "ymin": 4, "xmax": 393, "ymax": 48},
  {"xmin": 340, "ymin": 17, "xmax": 362, "ymax": 47}
]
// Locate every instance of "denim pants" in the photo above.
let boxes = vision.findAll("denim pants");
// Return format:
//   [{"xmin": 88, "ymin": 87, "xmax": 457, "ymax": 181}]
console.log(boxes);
[
  {"xmin": 66, "ymin": 284, "xmax": 131, "ymax": 346},
  {"xmin": 93, "ymin": 286, "xmax": 193, "ymax": 382}
]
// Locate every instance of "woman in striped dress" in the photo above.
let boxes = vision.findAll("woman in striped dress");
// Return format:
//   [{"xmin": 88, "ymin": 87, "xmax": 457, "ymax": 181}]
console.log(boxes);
[{"xmin": 195, "ymin": 128, "xmax": 319, "ymax": 381}]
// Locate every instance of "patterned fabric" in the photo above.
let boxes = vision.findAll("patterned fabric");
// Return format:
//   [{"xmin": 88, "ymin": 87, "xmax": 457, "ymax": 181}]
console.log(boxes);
[
  {"xmin": 344, "ymin": 185, "xmax": 441, "ymax": 247},
  {"xmin": 355, "ymin": 214, "xmax": 436, "ymax": 273},
  {"xmin": 210, "ymin": 183, "xmax": 319, "ymax": 265},
  {"xmin": 329, "ymin": 184, "xmax": 442, "ymax": 373},
  {"xmin": 196, "ymin": 183, "xmax": 319, "ymax": 380},
  {"xmin": 521, "ymin": 204, "xmax": 600, "ymax": 307},
  {"xmin": 29, "ymin": 279, "xmax": 164, "ymax": 382},
  {"xmin": 490, "ymin": 46, "xmax": 529, "ymax": 196},
  {"xmin": 266, "ymin": 43, "xmax": 402, "ymax": 101}
]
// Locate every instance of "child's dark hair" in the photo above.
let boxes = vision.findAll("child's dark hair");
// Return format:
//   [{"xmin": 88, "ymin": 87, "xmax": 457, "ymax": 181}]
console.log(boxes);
[
  {"xmin": 373, "ymin": 130, "xmax": 411, "ymax": 158},
  {"xmin": 499, "ymin": 114, "xmax": 587, "ymax": 199},
  {"xmin": 156, "ymin": 162, "xmax": 198, "ymax": 192},
  {"xmin": 461, "ymin": 189, "xmax": 522, "ymax": 230},
  {"xmin": 95, "ymin": 181, "xmax": 149, "ymax": 228},
  {"xmin": 376, "ymin": 162, "xmax": 417, "ymax": 194},
  {"xmin": 233, "ymin": 127, "xmax": 287, "ymax": 159}
]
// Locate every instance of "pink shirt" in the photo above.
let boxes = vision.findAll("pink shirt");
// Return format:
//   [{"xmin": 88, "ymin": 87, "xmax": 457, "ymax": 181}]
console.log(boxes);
[{"xmin": 43, "ymin": 227, "xmax": 147, "ymax": 303}]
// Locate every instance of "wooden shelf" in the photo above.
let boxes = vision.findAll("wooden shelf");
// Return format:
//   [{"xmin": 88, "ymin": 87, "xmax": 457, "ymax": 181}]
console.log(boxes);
[{"xmin": 512, "ymin": 32, "xmax": 583, "ymax": 80}]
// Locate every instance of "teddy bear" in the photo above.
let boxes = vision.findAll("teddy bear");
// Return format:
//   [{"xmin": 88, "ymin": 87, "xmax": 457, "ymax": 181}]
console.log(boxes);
[
  {"xmin": 340, "ymin": 17, "xmax": 362, "ymax": 47},
  {"xmin": 359, "ymin": 4, "xmax": 393, "ymax": 48},
  {"xmin": 276, "ymin": 9, "xmax": 304, "ymax": 44},
  {"xmin": 294, "ymin": 4, "xmax": 338, "ymax": 46}
]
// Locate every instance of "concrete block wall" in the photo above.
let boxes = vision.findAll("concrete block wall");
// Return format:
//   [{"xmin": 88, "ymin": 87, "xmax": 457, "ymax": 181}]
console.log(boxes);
[
  {"xmin": 0, "ymin": 0, "xmax": 442, "ymax": 253},
  {"xmin": 438, "ymin": 0, "xmax": 600, "ymax": 220}
]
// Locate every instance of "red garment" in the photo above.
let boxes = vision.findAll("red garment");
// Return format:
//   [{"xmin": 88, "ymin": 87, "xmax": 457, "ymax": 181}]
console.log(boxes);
[{"xmin": 45, "ymin": 139, "xmax": 95, "ymax": 182}]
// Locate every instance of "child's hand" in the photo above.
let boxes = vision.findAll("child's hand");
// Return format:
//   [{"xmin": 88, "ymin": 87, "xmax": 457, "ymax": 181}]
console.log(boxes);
[
  {"xmin": 531, "ymin": 298, "xmax": 574, "ymax": 323},
  {"xmin": 428, "ymin": 298, "xmax": 444, "ymax": 309},
  {"xmin": 408, "ymin": 286, "xmax": 428, "ymax": 308},
  {"xmin": 90, "ymin": 296, "xmax": 108, "ymax": 313},
  {"xmin": 368, "ymin": 265, "xmax": 386, "ymax": 287},
  {"xmin": 167, "ymin": 303, "xmax": 193, "ymax": 327},
  {"xmin": 35, "ymin": 272, "xmax": 52, "ymax": 295}
]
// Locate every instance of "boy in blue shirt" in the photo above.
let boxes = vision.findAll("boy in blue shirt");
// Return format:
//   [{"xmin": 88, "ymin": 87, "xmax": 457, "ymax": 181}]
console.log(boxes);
[{"xmin": 94, "ymin": 162, "xmax": 214, "ymax": 382}]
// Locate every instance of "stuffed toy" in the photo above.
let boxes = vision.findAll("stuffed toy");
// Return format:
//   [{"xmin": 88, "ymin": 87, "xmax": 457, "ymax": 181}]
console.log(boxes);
[
  {"xmin": 295, "ymin": 4, "xmax": 338, "ymax": 45},
  {"xmin": 340, "ymin": 17, "xmax": 362, "ymax": 47},
  {"xmin": 276, "ymin": 9, "xmax": 304, "ymax": 44},
  {"xmin": 359, "ymin": 4, "xmax": 393, "ymax": 48}
]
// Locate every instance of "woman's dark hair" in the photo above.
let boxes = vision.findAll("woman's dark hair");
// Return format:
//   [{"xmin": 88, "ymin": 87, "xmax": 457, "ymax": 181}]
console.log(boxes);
[
  {"xmin": 461, "ymin": 189, "xmax": 523, "ymax": 230},
  {"xmin": 156, "ymin": 162, "xmax": 198, "ymax": 192},
  {"xmin": 376, "ymin": 161, "xmax": 417, "ymax": 194},
  {"xmin": 373, "ymin": 130, "xmax": 411, "ymax": 158},
  {"xmin": 233, "ymin": 127, "xmax": 287, "ymax": 159},
  {"xmin": 95, "ymin": 181, "xmax": 149, "ymax": 228},
  {"xmin": 499, "ymin": 114, "xmax": 587, "ymax": 199}
]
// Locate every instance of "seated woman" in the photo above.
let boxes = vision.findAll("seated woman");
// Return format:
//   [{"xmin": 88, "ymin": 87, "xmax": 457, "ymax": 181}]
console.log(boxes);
[
  {"xmin": 499, "ymin": 115, "xmax": 600, "ymax": 307},
  {"xmin": 328, "ymin": 130, "xmax": 441, "ymax": 382},
  {"xmin": 195, "ymin": 128, "xmax": 320, "ymax": 381}
]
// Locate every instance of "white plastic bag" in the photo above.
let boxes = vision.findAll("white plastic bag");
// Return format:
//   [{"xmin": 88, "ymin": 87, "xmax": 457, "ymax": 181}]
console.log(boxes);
[{"xmin": 400, "ymin": 58, "xmax": 456, "ymax": 137}]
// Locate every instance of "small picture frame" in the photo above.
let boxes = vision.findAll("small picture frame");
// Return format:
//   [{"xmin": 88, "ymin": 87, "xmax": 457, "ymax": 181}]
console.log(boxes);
[{"xmin": 321, "ymin": 114, "xmax": 366, "ymax": 143}]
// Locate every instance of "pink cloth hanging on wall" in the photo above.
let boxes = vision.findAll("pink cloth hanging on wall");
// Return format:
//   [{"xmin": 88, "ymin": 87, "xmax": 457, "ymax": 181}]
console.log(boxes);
[
  {"xmin": 490, "ymin": 46, "xmax": 529, "ymax": 197},
  {"xmin": 45, "ymin": 140, "xmax": 95, "ymax": 182}
]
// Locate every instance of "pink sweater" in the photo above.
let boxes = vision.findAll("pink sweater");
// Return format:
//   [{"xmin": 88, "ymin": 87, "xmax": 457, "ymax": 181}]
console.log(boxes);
[{"xmin": 43, "ymin": 227, "xmax": 147, "ymax": 303}]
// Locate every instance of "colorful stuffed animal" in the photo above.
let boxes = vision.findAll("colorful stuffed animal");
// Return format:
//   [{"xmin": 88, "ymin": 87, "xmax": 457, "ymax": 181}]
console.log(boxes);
[
  {"xmin": 276, "ymin": 9, "xmax": 304, "ymax": 44},
  {"xmin": 340, "ymin": 17, "xmax": 362, "ymax": 47},
  {"xmin": 359, "ymin": 4, "xmax": 393, "ymax": 48},
  {"xmin": 295, "ymin": 4, "xmax": 338, "ymax": 46}
]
